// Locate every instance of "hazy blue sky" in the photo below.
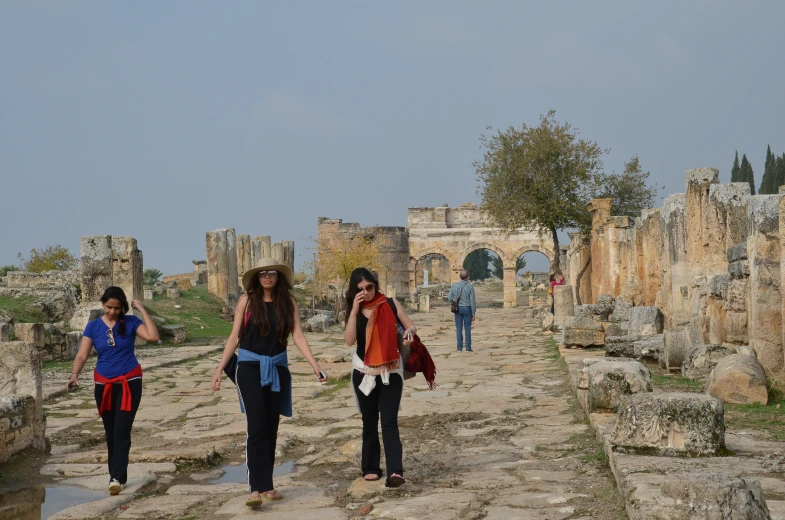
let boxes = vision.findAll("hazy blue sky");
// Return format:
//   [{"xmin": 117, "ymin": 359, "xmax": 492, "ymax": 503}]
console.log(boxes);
[{"xmin": 2, "ymin": 1, "xmax": 784, "ymax": 275}]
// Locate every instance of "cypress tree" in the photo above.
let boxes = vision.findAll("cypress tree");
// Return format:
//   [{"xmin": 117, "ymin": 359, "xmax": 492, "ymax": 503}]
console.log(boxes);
[
  {"xmin": 740, "ymin": 154, "xmax": 755, "ymax": 195},
  {"xmin": 731, "ymin": 151, "xmax": 740, "ymax": 182},
  {"xmin": 760, "ymin": 145, "xmax": 776, "ymax": 194},
  {"xmin": 776, "ymin": 154, "xmax": 785, "ymax": 192}
]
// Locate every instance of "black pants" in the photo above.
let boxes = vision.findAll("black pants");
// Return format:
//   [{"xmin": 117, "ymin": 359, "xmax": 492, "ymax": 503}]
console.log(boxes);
[
  {"xmin": 94, "ymin": 378, "xmax": 142, "ymax": 484},
  {"xmin": 352, "ymin": 370, "xmax": 403, "ymax": 481},
  {"xmin": 236, "ymin": 362, "xmax": 290, "ymax": 493}
]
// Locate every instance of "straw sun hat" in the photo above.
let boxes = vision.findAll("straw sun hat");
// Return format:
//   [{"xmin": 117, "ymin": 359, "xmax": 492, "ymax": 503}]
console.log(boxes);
[{"xmin": 241, "ymin": 258, "xmax": 294, "ymax": 292}]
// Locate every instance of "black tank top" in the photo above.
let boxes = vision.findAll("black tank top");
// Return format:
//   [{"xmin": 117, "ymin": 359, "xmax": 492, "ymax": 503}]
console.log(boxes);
[
  {"xmin": 239, "ymin": 302, "xmax": 287, "ymax": 357},
  {"xmin": 355, "ymin": 298, "xmax": 398, "ymax": 362}
]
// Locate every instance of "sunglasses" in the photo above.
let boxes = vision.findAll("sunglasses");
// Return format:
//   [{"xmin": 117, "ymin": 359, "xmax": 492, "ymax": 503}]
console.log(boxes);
[
  {"xmin": 358, "ymin": 283, "xmax": 375, "ymax": 293},
  {"xmin": 258, "ymin": 271, "xmax": 279, "ymax": 279},
  {"xmin": 106, "ymin": 329, "xmax": 115, "ymax": 347}
]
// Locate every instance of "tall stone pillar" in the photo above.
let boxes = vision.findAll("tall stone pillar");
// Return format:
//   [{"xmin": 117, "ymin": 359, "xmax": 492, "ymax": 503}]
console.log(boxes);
[
  {"xmin": 409, "ymin": 265, "xmax": 416, "ymax": 295},
  {"xmin": 256, "ymin": 236, "xmax": 272, "ymax": 262},
  {"xmin": 503, "ymin": 266, "xmax": 517, "ymax": 308},
  {"xmin": 641, "ymin": 209, "xmax": 662, "ymax": 306},
  {"xmin": 659, "ymin": 193, "xmax": 688, "ymax": 330},
  {"xmin": 225, "ymin": 229, "xmax": 240, "ymax": 308},
  {"xmin": 587, "ymin": 199, "xmax": 612, "ymax": 304},
  {"xmin": 111, "ymin": 237, "xmax": 143, "ymax": 304},
  {"xmin": 271, "ymin": 242, "xmax": 284, "ymax": 264},
  {"xmin": 80, "ymin": 235, "xmax": 113, "ymax": 304},
  {"xmin": 237, "ymin": 235, "xmax": 252, "ymax": 284},
  {"xmin": 281, "ymin": 240, "xmax": 295, "ymax": 271},
  {"xmin": 685, "ymin": 168, "xmax": 720, "ymax": 275},
  {"xmin": 747, "ymin": 195, "xmax": 782, "ymax": 373},
  {"xmin": 553, "ymin": 285, "xmax": 574, "ymax": 327}
]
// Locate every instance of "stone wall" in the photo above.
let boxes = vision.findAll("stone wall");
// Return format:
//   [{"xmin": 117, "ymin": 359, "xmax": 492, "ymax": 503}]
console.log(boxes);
[
  {"xmin": 317, "ymin": 217, "xmax": 410, "ymax": 295},
  {"xmin": 0, "ymin": 342, "xmax": 45, "ymax": 464},
  {"xmin": 571, "ymin": 168, "xmax": 785, "ymax": 375}
]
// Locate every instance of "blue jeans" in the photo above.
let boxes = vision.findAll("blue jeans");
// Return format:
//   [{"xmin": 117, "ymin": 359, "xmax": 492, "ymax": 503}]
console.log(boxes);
[{"xmin": 455, "ymin": 306, "xmax": 472, "ymax": 351}]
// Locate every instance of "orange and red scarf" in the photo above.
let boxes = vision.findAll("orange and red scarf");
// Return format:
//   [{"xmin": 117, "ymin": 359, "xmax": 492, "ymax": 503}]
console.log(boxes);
[{"xmin": 361, "ymin": 293, "xmax": 400, "ymax": 369}]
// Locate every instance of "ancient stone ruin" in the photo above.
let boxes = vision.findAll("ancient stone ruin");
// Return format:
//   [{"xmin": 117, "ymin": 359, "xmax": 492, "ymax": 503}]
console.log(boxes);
[{"xmin": 205, "ymin": 228, "xmax": 295, "ymax": 309}]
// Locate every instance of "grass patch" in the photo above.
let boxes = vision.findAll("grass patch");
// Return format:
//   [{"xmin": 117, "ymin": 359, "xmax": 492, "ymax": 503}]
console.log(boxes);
[
  {"xmin": 581, "ymin": 447, "xmax": 608, "ymax": 464},
  {"xmin": 317, "ymin": 377, "xmax": 351, "ymax": 398},
  {"xmin": 651, "ymin": 374, "xmax": 703, "ymax": 391},
  {"xmin": 0, "ymin": 293, "xmax": 49, "ymax": 323},
  {"xmin": 43, "ymin": 360, "xmax": 75, "ymax": 371},
  {"xmin": 725, "ymin": 386, "xmax": 785, "ymax": 440},
  {"xmin": 144, "ymin": 285, "xmax": 232, "ymax": 342}
]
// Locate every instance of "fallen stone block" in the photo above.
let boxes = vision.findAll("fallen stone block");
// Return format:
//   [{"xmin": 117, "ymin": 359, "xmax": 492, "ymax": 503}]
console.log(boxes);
[
  {"xmin": 541, "ymin": 312, "xmax": 554, "ymax": 332},
  {"xmin": 605, "ymin": 335, "xmax": 644, "ymax": 358},
  {"xmin": 578, "ymin": 357, "xmax": 637, "ymax": 389},
  {"xmin": 633, "ymin": 335, "xmax": 664, "ymax": 362},
  {"xmin": 143, "ymin": 287, "xmax": 155, "ymax": 300},
  {"xmin": 586, "ymin": 360, "xmax": 652, "ymax": 412},
  {"xmin": 166, "ymin": 287, "xmax": 181, "ymax": 299},
  {"xmin": 65, "ymin": 332, "xmax": 82, "ymax": 359},
  {"xmin": 603, "ymin": 321, "xmax": 628, "ymax": 337},
  {"xmin": 553, "ymin": 285, "xmax": 574, "ymax": 328},
  {"xmin": 611, "ymin": 392, "xmax": 724, "ymax": 456},
  {"xmin": 579, "ymin": 295, "xmax": 615, "ymax": 321},
  {"xmin": 681, "ymin": 344, "xmax": 732, "ymax": 381},
  {"xmin": 563, "ymin": 317, "xmax": 605, "ymax": 348},
  {"xmin": 43, "ymin": 322, "xmax": 66, "ymax": 346},
  {"xmin": 307, "ymin": 314, "xmax": 333, "ymax": 333},
  {"xmin": 14, "ymin": 323, "xmax": 45, "ymax": 348},
  {"xmin": 161, "ymin": 324, "xmax": 187, "ymax": 344},
  {"xmin": 628, "ymin": 306, "xmax": 663, "ymax": 336},
  {"xmin": 660, "ymin": 473, "xmax": 770, "ymax": 519},
  {"xmin": 69, "ymin": 306, "xmax": 102, "ymax": 332},
  {"xmin": 706, "ymin": 353, "xmax": 768, "ymax": 405},
  {"xmin": 611, "ymin": 297, "xmax": 633, "ymax": 323}
]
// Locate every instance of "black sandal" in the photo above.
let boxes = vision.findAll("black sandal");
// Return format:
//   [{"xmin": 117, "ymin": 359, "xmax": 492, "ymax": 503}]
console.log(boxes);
[{"xmin": 387, "ymin": 474, "xmax": 405, "ymax": 487}]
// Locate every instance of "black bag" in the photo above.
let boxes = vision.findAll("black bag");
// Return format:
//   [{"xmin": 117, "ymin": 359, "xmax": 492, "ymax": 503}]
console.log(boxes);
[
  {"xmin": 450, "ymin": 284, "xmax": 462, "ymax": 313},
  {"xmin": 223, "ymin": 297, "xmax": 250, "ymax": 384}
]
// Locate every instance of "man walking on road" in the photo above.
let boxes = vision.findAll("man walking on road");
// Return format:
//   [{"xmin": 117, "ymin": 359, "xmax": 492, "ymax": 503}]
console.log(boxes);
[{"xmin": 448, "ymin": 270, "xmax": 476, "ymax": 352}]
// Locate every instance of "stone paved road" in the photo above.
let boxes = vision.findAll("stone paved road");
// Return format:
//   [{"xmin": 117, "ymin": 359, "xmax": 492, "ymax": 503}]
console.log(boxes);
[{"xmin": 34, "ymin": 288, "xmax": 626, "ymax": 519}]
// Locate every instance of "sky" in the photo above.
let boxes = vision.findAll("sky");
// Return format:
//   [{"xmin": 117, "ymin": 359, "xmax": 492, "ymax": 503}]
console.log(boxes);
[{"xmin": 2, "ymin": 1, "xmax": 784, "ymax": 276}]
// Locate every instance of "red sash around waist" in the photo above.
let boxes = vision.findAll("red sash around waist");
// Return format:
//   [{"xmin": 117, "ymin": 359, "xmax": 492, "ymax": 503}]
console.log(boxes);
[{"xmin": 94, "ymin": 364, "xmax": 143, "ymax": 414}]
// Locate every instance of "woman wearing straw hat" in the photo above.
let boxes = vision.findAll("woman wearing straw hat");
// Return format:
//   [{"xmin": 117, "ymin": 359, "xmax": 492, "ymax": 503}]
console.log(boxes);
[{"xmin": 211, "ymin": 258, "xmax": 327, "ymax": 508}]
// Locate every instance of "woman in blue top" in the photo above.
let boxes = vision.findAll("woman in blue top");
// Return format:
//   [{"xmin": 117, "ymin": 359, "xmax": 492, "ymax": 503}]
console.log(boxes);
[
  {"xmin": 211, "ymin": 258, "xmax": 326, "ymax": 508},
  {"xmin": 66, "ymin": 286, "xmax": 159, "ymax": 496}
]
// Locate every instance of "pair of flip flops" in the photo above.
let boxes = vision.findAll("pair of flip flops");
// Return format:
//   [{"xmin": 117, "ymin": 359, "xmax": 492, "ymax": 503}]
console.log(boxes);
[{"xmin": 245, "ymin": 490, "xmax": 283, "ymax": 508}]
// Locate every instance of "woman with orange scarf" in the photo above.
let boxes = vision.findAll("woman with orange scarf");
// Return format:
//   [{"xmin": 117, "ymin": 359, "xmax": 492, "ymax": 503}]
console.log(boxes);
[{"xmin": 345, "ymin": 267, "xmax": 416, "ymax": 487}]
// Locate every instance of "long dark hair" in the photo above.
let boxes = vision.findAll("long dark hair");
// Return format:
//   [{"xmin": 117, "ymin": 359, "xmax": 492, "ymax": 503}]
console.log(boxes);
[
  {"xmin": 246, "ymin": 272, "xmax": 295, "ymax": 346},
  {"xmin": 100, "ymin": 286, "xmax": 130, "ymax": 336},
  {"xmin": 345, "ymin": 267, "xmax": 379, "ymax": 323}
]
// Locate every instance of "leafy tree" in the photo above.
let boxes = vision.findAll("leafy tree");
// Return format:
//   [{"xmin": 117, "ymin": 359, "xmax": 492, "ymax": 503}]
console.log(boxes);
[
  {"xmin": 309, "ymin": 228, "xmax": 388, "ymax": 292},
  {"xmin": 730, "ymin": 151, "xmax": 740, "ymax": 182},
  {"xmin": 474, "ymin": 110, "xmax": 605, "ymax": 271},
  {"xmin": 593, "ymin": 155, "xmax": 661, "ymax": 218},
  {"xmin": 17, "ymin": 245, "xmax": 78, "ymax": 273},
  {"xmin": 463, "ymin": 249, "xmax": 491, "ymax": 281},
  {"xmin": 144, "ymin": 268, "xmax": 164, "ymax": 286},
  {"xmin": 0, "ymin": 265, "xmax": 19, "ymax": 277},
  {"xmin": 760, "ymin": 145, "xmax": 777, "ymax": 194},
  {"xmin": 740, "ymin": 154, "xmax": 755, "ymax": 195}
]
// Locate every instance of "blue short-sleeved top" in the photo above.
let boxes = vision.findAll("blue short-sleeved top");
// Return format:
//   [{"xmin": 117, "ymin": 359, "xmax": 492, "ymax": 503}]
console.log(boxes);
[{"xmin": 83, "ymin": 315, "xmax": 143, "ymax": 378}]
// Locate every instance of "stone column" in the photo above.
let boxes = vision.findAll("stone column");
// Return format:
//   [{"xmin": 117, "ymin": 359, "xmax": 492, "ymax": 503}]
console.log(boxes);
[
  {"xmin": 685, "ymin": 168, "xmax": 720, "ymax": 275},
  {"xmin": 660, "ymin": 193, "xmax": 689, "ymax": 331},
  {"xmin": 237, "ymin": 235, "xmax": 252, "ymax": 284},
  {"xmin": 553, "ymin": 285, "xmax": 575, "ymax": 328},
  {"xmin": 80, "ymin": 235, "xmax": 113, "ymax": 304},
  {"xmin": 206, "ymin": 229, "xmax": 232, "ymax": 306},
  {"xmin": 225, "ymin": 229, "xmax": 240, "ymax": 308},
  {"xmin": 271, "ymin": 242, "xmax": 284, "ymax": 264},
  {"xmin": 281, "ymin": 240, "xmax": 295, "ymax": 271},
  {"xmin": 587, "ymin": 199, "xmax": 612, "ymax": 304},
  {"xmin": 747, "ymin": 195, "xmax": 782, "ymax": 373},
  {"xmin": 503, "ymin": 266, "xmax": 517, "ymax": 308},
  {"xmin": 111, "ymin": 237, "xmax": 143, "ymax": 305},
  {"xmin": 418, "ymin": 294, "xmax": 430, "ymax": 313},
  {"xmin": 257, "ymin": 236, "xmax": 272, "ymax": 260},
  {"xmin": 409, "ymin": 264, "xmax": 417, "ymax": 295},
  {"xmin": 640, "ymin": 209, "xmax": 662, "ymax": 306}
]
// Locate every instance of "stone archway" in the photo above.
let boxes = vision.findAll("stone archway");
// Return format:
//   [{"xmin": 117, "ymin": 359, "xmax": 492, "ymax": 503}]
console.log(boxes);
[{"xmin": 407, "ymin": 204, "xmax": 559, "ymax": 307}]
